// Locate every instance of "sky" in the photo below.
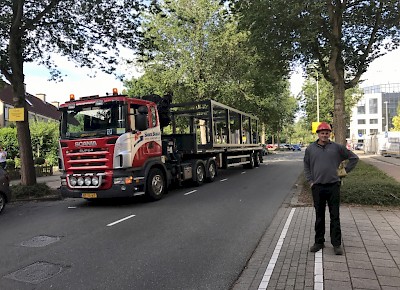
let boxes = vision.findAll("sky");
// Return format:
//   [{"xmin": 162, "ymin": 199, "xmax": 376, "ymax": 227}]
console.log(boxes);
[
  {"xmin": 290, "ymin": 47, "xmax": 400, "ymax": 96},
  {"xmin": 21, "ymin": 47, "xmax": 400, "ymax": 105}
]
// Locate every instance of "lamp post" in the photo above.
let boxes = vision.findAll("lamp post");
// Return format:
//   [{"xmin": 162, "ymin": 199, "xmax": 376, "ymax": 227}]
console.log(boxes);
[
  {"xmin": 317, "ymin": 76, "xmax": 320, "ymax": 122},
  {"xmin": 384, "ymin": 101, "xmax": 388, "ymax": 132}
]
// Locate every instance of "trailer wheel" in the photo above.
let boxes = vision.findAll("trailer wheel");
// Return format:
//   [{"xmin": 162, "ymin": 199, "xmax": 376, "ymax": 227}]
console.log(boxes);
[
  {"xmin": 146, "ymin": 168, "xmax": 165, "ymax": 201},
  {"xmin": 244, "ymin": 153, "xmax": 255, "ymax": 169},
  {"xmin": 254, "ymin": 152, "xmax": 260, "ymax": 167},
  {"xmin": 193, "ymin": 161, "xmax": 205, "ymax": 186},
  {"xmin": 206, "ymin": 159, "xmax": 217, "ymax": 182}
]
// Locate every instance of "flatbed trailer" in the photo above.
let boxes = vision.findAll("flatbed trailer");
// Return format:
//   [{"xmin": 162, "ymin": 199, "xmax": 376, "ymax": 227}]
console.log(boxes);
[{"xmin": 58, "ymin": 92, "xmax": 263, "ymax": 201}]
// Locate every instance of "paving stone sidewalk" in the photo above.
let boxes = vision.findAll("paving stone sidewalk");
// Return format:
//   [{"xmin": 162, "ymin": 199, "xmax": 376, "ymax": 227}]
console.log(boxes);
[{"xmin": 232, "ymin": 154, "xmax": 400, "ymax": 290}]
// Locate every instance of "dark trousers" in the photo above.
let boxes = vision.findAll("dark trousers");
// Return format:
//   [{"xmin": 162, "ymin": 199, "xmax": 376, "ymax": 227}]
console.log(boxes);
[{"xmin": 312, "ymin": 182, "xmax": 341, "ymax": 246}]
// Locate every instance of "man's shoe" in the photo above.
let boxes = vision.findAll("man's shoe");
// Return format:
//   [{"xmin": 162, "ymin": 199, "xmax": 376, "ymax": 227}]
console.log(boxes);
[
  {"xmin": 334, "ymin": 246, "xmax": 343, "ymax": 255},
  {"xmin": 310, "ymin": 243, "xmax": 324, "ymax": 252}
]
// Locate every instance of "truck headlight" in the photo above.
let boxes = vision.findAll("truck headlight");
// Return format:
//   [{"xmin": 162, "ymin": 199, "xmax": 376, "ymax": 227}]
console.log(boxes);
[
  {"xmin": 70, "ymin": 177, "xmax": 77, "ymax": 186},
  {"xmin": 77, "ymin": 177, "xmax": 84, "ymax": 186},
  {"xmin": 84, "ymin": 177, "xmax": 92, "ymax": 186},
  {"xmin": 92, "ymin": 176, "xmax": 99, "ymax": 186}
]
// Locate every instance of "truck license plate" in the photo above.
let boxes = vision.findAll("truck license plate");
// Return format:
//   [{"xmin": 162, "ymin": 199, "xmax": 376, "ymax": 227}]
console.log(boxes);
[{"xmin": 82, "ymin": 193, "xmax": 97, "ymax": 198}]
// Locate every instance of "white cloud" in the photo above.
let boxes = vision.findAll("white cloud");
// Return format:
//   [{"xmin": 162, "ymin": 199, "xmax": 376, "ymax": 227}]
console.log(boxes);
[{"xmin": 24, "ymin": 52, "xmax": 142, "ymax": 104}]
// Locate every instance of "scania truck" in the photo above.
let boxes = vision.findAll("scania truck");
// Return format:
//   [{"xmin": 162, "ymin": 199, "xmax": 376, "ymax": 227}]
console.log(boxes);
[{"xmin": 58, "ymin": 89, "xmax": 263, "ymax": 201}]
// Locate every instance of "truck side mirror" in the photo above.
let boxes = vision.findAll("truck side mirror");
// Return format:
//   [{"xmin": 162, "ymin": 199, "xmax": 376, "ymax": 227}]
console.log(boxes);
[
  {"xmin": 138, "ymin": 106, "xmax": 148, "ymax": 114},
  {"xmin": 135, "ymin": 113, "xmax": 148, "ymax": 131}
]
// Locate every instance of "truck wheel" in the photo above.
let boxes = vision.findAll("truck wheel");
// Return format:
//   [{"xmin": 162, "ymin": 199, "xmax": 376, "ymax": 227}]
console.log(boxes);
[
  {"xmin": 206, "ymin": 159, "xmax": 217, "ymax": 182},
  {"xmin": 0, "ymin": 193, "xmax": 5, "ymax": 214},
  {"xmin": 193, "ymin": 161, "xmax": 205, "ymax": 186},
  {"xmin": 146, "ymin": 168, "xmax": 165, "ymax": 201},
  {"xmin": 254, "ymin": 152, "xmax": 260, "ymax": 167}
]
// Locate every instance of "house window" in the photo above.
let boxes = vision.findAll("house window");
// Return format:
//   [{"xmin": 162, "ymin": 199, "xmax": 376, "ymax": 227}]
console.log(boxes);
[
  {"xmin": 357, "ymin": 105, "xmax": 365, "ymax": 114},
  {"xmin": 369, "ymin": 119, "xmax": 378, "ymax": 124},
  {"xmin": 370, "ymin": 129, "xmax": 378, "ymax": 135},
  {"xmin": 369, "ymin": 98, "xmax": 377, "ymax": 114},
  {"xmin": 357, "ymin": 119, "xmax": 366, "ymax": 124},
  {"xmin": 357, "ymin": 129, "xmax": 366, "ymax": 136}
]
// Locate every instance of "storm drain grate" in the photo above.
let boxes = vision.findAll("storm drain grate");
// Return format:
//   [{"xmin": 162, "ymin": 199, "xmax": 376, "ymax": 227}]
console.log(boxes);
[
  {"xmin": 5, "ymin": 261, "xmax": 64, "ymax": 284},
  {"xmin": 20, "ymin": 235, "xmax": 61, "ymax": 247}
]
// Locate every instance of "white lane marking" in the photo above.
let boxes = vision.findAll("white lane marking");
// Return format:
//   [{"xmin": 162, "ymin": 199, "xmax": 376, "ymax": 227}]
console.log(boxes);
[
  {"xmin": 107, "ymin": 215, "xmax": 136, "ymax": 227},
  {"xmin": 184, "ymin": 190, "xmax": 197, "ymax": 196},
  {"xmin": 220, "ymin": 178, "xmax": 228, "ymax": 182},
  {"xmin": 68, "ymin": 206, "xmax": 77, "ymax": 209},
  {"xmin": 258, "ymin": 208, "xmax": 296, "ymax": 290},
  {"xmin": 241, "ymin": 171, "xmax": 246, "ymax": 174},
  {"xmin": 314, "ymin": 250, "xmax": 324, "ymax": 290}
]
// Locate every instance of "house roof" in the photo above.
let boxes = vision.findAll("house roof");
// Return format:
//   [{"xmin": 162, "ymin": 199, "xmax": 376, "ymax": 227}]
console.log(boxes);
[{"xmin": 0, "ymin": 85, "xmax": 61, "ymax": 121}]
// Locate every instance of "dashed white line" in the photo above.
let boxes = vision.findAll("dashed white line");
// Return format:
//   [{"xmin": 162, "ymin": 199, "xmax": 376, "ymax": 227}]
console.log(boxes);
[
  {"xmin": 184, "ymin": 190, "xmax": 197, "ymax": 196},
  {"xmin": 241, "ymin": 171, "xmax": 246, "ymax": 174},
  {"xmin": 68, "ymin": 206, "xmax": 77, "ymax": 209},
  {"xmin": 107, "ymin": 215, "xmax": 136, "ymax": 227},
  {"xmin": 220, "ymin": 178, "xmax": 228, "ymax": 182},
  {"xmin": 258, "ymin": 208, "xmax": 296, "ymax": 290},
  {"xmin": 314, "ymin": 250, "xmax": 324, "ymax": 290}
]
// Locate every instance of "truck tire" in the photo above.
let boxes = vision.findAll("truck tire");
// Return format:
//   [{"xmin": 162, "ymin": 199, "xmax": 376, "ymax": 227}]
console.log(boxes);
[
  {"xmin": 0, "ymin": 193, "xmax": 5, "ymax": 214},
  {"xmin": 146, "ymin": 168, "xmax": 165, "ymax": 201},
  {"xmin": 193, "ymin": 160, "xmax": 205, "ymax": 186},
  {"xmin": 206, "ymin": 159, "xmax": 217, "ymax": 182},
  {"xmin": 254, "ymin": 152, "xmax": 260, "ymax": 167},
  {"xmin": 244, "ymin": 153, "xmax": 255, "ymax": 169}
]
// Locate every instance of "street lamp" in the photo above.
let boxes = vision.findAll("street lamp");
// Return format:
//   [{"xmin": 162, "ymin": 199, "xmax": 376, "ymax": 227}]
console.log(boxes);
[
  {"xmin": 384, "ymin": 101, "xmax": 388, "ymax": 132},
  {"xmin": 316, "ymin": 71, "xmax": 320, "ymax": 122}
]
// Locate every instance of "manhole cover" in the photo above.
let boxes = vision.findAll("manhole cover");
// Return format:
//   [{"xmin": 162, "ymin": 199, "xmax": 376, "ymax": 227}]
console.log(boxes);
[
  {"xmin": 5, "ymin": 261, "xmax": 64, "ymax": 284},
  {"xmin": 21, "ymin": 235, "xmax": 61, "ymax": 247}
]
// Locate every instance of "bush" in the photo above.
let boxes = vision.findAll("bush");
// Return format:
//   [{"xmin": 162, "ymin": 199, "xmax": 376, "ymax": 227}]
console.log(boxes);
[
  {"xmin": 6, "ymin": 159, "xmax": 15, "ymax": 169},
  {"xmin": 34, "ymin": 157, "xmax": 46, "ymax": 165},
  {"xmin": 11, "ymin": 183, "xmax": 54, "ymax": 200}
]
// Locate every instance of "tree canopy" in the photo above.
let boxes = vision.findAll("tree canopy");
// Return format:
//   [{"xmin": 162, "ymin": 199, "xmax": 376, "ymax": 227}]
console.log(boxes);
[
  {"xmin": 235, "ymin": 0, "xmax": 400, "ymax": 144},
  {"xmin": 0, "ymin": 0, "xmax": 143, "ymax": 185},
  {"xmin": 126, "ymin": 0, "xmax": 296, "ymax": 137}
]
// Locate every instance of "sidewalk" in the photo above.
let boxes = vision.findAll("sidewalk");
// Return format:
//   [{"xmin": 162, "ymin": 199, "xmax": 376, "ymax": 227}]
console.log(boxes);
[
  {"xmin": 233, "ymin": 154, "xmax": 400, "ymax": 290},
  {"xmin": 10, "ymin": 170, "xmax": 61, "ymax": 190}
]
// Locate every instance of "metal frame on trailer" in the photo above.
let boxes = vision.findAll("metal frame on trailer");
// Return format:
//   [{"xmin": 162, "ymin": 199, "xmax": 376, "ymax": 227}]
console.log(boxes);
[{"xmin": 167, "ymin": 100, "xmax": 262, "ymax": 154}]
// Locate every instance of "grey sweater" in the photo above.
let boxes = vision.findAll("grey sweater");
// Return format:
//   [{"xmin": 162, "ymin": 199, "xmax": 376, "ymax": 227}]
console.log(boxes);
[{"xmin": 304, "ymin": 140, "xmax": 359, "ymax": 185}]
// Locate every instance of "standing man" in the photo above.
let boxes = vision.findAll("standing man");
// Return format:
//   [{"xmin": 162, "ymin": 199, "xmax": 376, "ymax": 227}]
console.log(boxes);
[
  {"xmin": 304, "ymin": 122, "xmax": 359, "ymax": 255},
  {"xmin": 0, "ymin": 146, "xmax": 7, "ymax": 169}
]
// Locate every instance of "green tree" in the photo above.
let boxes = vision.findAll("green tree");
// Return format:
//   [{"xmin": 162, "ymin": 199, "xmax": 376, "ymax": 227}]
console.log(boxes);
[
  {"xmin": 392, "ymin": 103, "xmax": 400, "ymax": 131},
  {"xmin": 235, "ymin": 0, "xmax": 400, "ymax": 145},
  {"xmin": 0, "ymin": 127, "xmax": 19, "ymax": 159},
  {"xmin": 129, "ymin": 0, "xmax": 296, "ymax": 138},
  {"xmin": 134, "ymin": 0, "xmax": 262, "ymax": 107},
  {"xmin": 0, "ymin": 0, "xmax": 143, "ymax": 185},
  {"xmin": 30, "ymin": 121, "xmax": 59, "ymax": 160},
  {"xmin": 299, "ymin": 73, "xmax": 363, "ymax": 133}
]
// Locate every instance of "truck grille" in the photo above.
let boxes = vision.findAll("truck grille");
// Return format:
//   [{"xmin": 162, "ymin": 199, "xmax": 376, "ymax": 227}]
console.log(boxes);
[{"xmin": 66, "ymin": 149, "xmax": 109, "ymax": 170}]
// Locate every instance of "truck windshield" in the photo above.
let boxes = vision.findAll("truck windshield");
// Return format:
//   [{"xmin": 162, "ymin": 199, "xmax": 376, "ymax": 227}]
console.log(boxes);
[{"xmin": 60, "ymin": 101, "xmax": 127, "ymax": 139}]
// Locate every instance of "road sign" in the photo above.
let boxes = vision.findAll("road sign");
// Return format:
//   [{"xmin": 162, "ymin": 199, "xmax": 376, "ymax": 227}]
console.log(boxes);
[{"xmin": 9, "ymin": 108, "xmax": 25, "ymax": 121}]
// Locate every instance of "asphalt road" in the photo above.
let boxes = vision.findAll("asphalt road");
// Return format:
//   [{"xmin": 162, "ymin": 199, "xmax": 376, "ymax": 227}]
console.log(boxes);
[{"xmin": 0, "ymin": 151, "xmax": 304, "ymax": 290}]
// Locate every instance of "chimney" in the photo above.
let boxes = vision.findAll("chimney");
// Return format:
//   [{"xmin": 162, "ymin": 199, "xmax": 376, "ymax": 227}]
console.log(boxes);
[
  {"xmin": 36, "ymin": 93, "xmax": 46, "ymax": 102},
  {"xmin": 51, "ymin": 101, "xmax": 60, "ymax": 108}
]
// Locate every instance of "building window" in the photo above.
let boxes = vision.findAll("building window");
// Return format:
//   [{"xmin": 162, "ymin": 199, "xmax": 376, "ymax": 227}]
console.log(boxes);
[
  {"xmin": 357, "ymin": 119, "xmax": 366, "ymax": 124},
  {"xmin": 358, "ymin": 129, "xmax": 366, "ymax": 137},
  {"xmin": 370, "ymin": 129, "xmax": 378, "ymax": 135},
  {"xmin": 357, "ymin": 105, "xmax": 365, "ymax": 114},
  {"xmin": 369, "ymin": 119, "xmax": 378, "ymax": 124},
  {"xmin": 369, "ymin": 98, "xmax": 377, "ymax": 114}
]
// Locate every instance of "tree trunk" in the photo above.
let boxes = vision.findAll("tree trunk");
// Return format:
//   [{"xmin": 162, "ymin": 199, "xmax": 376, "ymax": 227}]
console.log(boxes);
[
  {"xmin": 332, "ymin": 82, "xmax": 346, "ymax": 145},
  {"xmin": 9, "ymin": 1, "xmax": 37, "ymax": 186}
]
